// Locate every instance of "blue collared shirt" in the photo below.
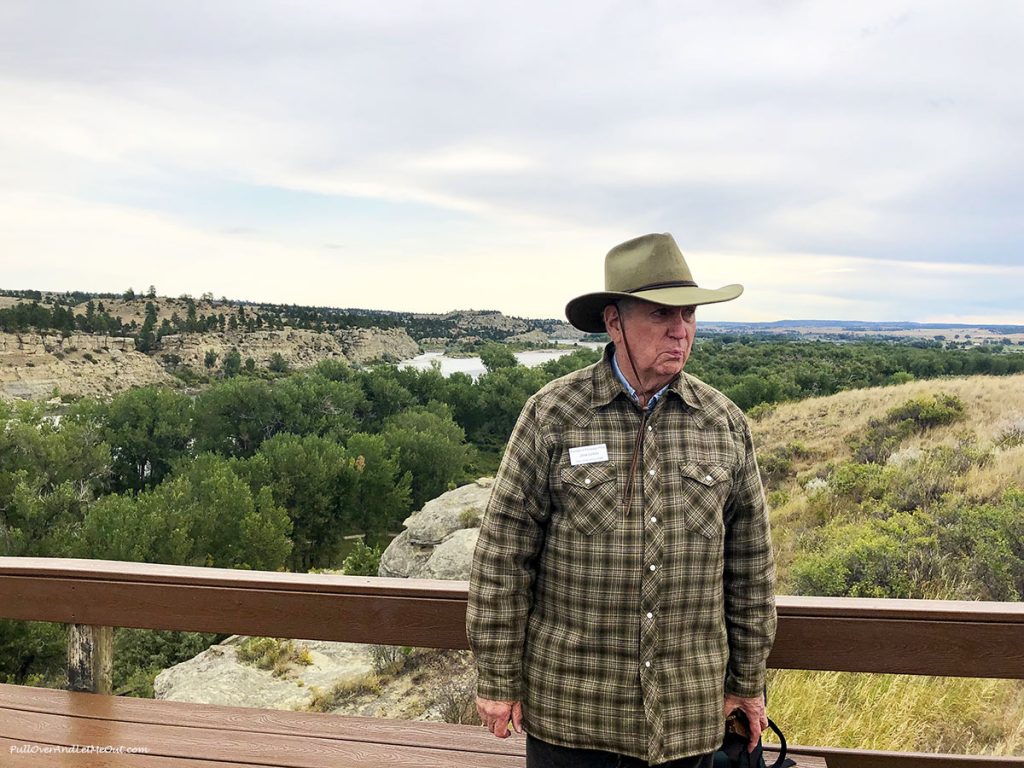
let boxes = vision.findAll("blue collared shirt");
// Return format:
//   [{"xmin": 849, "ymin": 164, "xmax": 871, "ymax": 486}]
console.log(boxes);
[{"xmin": 610, "ymin": 350, "xmax": 670, "ymax": 413}]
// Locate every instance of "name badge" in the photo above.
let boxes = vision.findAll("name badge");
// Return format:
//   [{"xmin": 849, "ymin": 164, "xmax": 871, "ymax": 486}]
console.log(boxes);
[{"xmin": 569, "ymin": 443, "xmax": 609, "ymax": 466}]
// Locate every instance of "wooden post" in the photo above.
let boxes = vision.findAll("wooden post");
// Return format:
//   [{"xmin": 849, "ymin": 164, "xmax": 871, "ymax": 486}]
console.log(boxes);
[{"xmin": 68, "ymin": 624, "xmax": 113, "ymax": 694}]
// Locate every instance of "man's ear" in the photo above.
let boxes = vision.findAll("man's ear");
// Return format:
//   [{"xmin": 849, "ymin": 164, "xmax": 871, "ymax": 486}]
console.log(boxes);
[{"xmin": 602, "ymin": 303, "xmax": 622, "ymax": 344}]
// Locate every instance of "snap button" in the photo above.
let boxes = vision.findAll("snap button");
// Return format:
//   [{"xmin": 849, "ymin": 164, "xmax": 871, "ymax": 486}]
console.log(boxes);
[
  {"xmin": 584, "ymin": 478, "xmax": 591, "ymax": 485},
  {"xmin": 705, "ymin": 474, "xmax": 713, "ymax": 482},
  {"xmin": 648, "ymin": 469, "xmax": 655, "ymax": 476},
  {"xmin": 649, "ymin": 564, "xmax": 657, "ymax": 572}
]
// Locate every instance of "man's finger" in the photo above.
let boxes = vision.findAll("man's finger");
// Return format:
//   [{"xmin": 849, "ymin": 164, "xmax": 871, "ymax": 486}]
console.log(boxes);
[{"xmin": 511, "ymin": 701, "xmax": 524, "ymax": 734}]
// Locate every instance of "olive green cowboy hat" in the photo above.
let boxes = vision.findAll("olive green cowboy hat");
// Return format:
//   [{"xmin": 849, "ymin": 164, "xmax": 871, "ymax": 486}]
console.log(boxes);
[{"xmin": 564, "ymin": 233, "xmax": 743, "ymax": 333}]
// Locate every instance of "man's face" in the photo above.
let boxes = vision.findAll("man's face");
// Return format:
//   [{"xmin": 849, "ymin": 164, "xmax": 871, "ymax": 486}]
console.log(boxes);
[{"xmin": 603, "ymin": 299, "xmax": 697, "ymax": 393}]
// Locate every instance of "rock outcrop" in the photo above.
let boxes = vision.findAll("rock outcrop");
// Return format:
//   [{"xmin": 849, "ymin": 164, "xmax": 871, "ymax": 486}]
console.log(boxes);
[
  {"xmin": 0, "ymin": 332, "xmax": 172, "ymax": 401},
  {"xmin": 0, "ymin": 326, "xmax": 419, "ymax": 401},
  {"xmin": 378, "ymin": 478, "xmax": 491, "ymax": 580},
  {"xmin": 158, "ymin": 327, "xmax": 419, "ymax": 370},
  {"xmin": 154, "ymin": 637, "xmax": 376, "ymax": 710}
]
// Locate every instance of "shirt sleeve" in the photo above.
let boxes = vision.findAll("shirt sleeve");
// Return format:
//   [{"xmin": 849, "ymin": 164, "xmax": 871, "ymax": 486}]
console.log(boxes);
[
  {"xmin": 467, "ymin": 396, "xmax": 552, "ymax": 701},
  {"xmin": 721, "ymin": 416, "xmax": 777, "ymax": 698}
]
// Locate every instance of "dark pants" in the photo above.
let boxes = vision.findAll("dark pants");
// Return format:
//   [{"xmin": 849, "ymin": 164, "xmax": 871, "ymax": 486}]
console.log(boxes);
[{"xmin": 526, "ymin": 734, "xmax": 714, "ymax": 768}]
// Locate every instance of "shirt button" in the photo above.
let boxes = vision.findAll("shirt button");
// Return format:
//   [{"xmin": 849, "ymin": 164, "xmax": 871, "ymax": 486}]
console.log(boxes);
[
  {"xmin": 648, "ymin": 469, "xmax": 655, "ymax": 476},
  {"xmin": 584, "ymin": 478, "xmax": 591, "ymax": 485},
  {"xmin": 649, "ymin": 564, "xmax": 657, "ymax": 572},
  {"xmin": 650, "ymin": 516, "xmax": 657, "ymax": 524},
  {"xmin": 705, "ymin": 474, "xmax": 713, "ymax": 482},
  {"xmin": 647, "ymin": 425, "xmax": 653, "ymax": 432},
  {"xmin": 647, "ymin": 612, "xmax": 653, "ymax": 619},
  {"xmin": 645, "ymin": 661, "xmax": 652, "ymax": 668}
]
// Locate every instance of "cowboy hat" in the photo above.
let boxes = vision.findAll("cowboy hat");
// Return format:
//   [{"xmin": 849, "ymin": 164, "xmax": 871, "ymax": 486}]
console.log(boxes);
[{"xmin": 564, "ymin": 233, "xmax": 743, "ymax": 333}]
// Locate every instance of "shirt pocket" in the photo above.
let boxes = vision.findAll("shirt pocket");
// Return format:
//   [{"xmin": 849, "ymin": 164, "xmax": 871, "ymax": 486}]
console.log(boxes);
[
  {"xmin": 559, "ymin": 462, "xmax": 620, "ymax": 536},
  {"xmin": 678, "ymin": 462, "xmax": 731, "ymax": 539}
]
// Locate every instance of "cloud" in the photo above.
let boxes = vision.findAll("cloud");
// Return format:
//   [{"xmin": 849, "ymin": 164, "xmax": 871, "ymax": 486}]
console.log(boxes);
[{"xmin": 0, "ymin": 1, "xmax": 1022, "ymax": 322}]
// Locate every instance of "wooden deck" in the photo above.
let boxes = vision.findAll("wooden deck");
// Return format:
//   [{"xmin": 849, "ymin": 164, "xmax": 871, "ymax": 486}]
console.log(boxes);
[{"xmin": 0, "ymin": 558, "xmax": 1021, "ymax": 767}]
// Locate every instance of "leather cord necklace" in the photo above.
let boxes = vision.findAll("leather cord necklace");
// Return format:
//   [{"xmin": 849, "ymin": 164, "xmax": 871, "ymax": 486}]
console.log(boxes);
[{"xmin": 618, "ymin": 311, "xmax": 649, "ymax": 513}]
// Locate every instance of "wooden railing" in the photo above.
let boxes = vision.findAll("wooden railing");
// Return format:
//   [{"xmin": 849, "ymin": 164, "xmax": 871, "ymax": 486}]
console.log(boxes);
[{"xmin": 0, "ymin": 557, "xmax": 1022, "ymax": 766}]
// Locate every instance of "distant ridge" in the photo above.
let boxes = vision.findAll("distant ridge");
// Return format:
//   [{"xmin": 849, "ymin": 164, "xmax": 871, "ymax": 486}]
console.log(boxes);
[{"xmin": 703, "ymin": 319, "xmax": 1024, "ymax": 334}]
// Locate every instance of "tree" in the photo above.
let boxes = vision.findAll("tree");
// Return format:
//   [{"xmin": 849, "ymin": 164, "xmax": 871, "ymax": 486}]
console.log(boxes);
[
  {"xmin": 346, "ymin": 432, "xmax": 412, "ymax": 535},
  {"xmin": 268, "ymin": 352, "xmax": 289, "ymax": 373},
  {"xmin": 193, "ymin": 378, "xmax": 281, "ymax": 457},
  {"xmin": 272, "ymin": 374, "xmax": 366, "ymax": 443},
  {"xmin": 204, "ymin": 349, "xmax": 219, "ymax": 369},
  {"xmin": 381, "ymin": 403, "xmax": 473, "ymax": 509},
  {"xmin": 137, "ymin": 301, "xmax": 158, "ymax": 353},
  {"xmin": 77, "ymin": 454, "xmax": 292, "ymax": 570},
  {"xmin": 479, "ymin": 343, "xmax": 518, "ymax": 372},
  {"xmin": 98, "ymin": 387, "xmax": 193, "ymax": 493},
  {"xmin": 222, "ymin": 348, "xmax": 242, "ymax": 378},
  {"xmin": 245, "ymin": 434, "xmax": 359, "ymax": 570}
]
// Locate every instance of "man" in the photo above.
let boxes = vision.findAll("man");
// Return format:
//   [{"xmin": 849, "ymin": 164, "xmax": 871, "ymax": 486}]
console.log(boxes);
[{"xmin": 467, "ymin": 233, "xmax": 776, "ymax": 767}]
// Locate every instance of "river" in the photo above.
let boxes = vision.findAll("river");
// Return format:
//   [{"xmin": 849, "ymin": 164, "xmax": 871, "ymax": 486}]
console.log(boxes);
[{"xmin": 398, "ymin": 341, "xmax": 603, "ymax": 379}]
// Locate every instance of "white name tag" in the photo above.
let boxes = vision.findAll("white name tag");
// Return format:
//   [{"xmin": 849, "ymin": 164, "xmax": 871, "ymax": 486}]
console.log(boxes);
[{"xmin": 569, "ymin": 443, "xmax": 609, "ymax": 466}]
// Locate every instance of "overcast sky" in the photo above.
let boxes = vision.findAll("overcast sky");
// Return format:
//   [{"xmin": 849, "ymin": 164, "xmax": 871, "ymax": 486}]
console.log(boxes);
[{"xmin": 1, "ymin": 1, "xmax": 1021, "ymax": 323}]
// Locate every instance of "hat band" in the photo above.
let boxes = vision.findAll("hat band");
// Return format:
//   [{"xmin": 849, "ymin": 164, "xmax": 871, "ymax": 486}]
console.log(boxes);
[{"xmin": 625, "ymin": 279, "xmax": 698, "ymax": 293}]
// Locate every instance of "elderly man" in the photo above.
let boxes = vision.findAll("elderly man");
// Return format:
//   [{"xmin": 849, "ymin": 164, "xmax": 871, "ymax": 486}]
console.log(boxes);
[{"xmin": 467, "ymin": 233, "xmax": 777, "ymax": 767}]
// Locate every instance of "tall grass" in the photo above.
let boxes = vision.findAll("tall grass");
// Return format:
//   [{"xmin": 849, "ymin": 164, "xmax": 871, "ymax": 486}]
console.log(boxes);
[{"xmin": 763, "ymin": 671, "xmax": 1024, "ymax": 756}]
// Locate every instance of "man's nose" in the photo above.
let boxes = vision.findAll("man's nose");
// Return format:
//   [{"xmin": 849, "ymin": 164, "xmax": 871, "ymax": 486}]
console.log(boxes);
[{"xmin": 667, "ymin": 312, "xmax": 690, "ymax": 337}]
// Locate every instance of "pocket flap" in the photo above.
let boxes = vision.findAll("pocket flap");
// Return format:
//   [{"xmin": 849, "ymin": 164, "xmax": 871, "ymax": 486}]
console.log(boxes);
[
  {"xmin": 561, "ymin": 462, "xmax": 617, "ymax": 490},
  {"xmin": 679, "ymin": 462, "xmax": 732, "ymax": 486}
]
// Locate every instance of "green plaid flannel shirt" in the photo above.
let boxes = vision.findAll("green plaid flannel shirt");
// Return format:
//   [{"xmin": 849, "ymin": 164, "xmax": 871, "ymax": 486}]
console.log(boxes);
[{"xmin": 467, "ymin": 346, "xmax": 777, "ymax": 763}]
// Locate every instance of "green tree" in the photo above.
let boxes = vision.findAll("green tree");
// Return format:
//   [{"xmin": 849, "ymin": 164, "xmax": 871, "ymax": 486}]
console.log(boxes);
[
  {"xmin": 193, "ymin": 378, "xmax": 280, "ymax": 458},
  {"xmin": 245, "ymin": 434, "xmax": 359, "ymax": 570},
  {"xmin": 98, "ymin": 387, "xmax": 193, "ymax": 493},
  {"xmin": 479, "ymin": 342, "xmax": 518, "ymax": 372},
  {"xmin": 222, "ymin": 348, "xmax": 242, "ymax": 378},
  {"xmin": 272, "ymin": 374, "xmax": 366, "ymax": 443},
  {"xmin": 77, "ymin": 454, "xmax": 291, "ymax": 570},
  {"xmin": 346, "ymin": 432, "xmax": 412, "ymax": 534},
  {"xmin": 381, "ymin": 404, "xmax": 473, "ymax": 509},
  {"xmin": 268, "ymin": 352, "xmax": 289, "ymax": 373}
]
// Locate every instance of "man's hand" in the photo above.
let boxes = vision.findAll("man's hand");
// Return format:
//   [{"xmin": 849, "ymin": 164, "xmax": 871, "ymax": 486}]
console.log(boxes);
[
  {"xmin": 476, "ymin": 697, "xmax": 523, "ymax": 739},
  {"xmin": 723, "ymin": 692, "xmax": 767, "ymax": 753}
]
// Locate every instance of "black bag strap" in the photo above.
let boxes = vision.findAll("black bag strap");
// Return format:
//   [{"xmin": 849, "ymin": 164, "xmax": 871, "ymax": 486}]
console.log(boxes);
[{"xmin": 764, "ymin": 716, "xmax": 794, "ymax": 768}]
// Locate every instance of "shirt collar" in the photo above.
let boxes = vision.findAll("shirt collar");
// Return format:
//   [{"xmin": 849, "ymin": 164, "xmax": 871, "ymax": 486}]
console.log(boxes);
[
  {"xmin": 592, "ymin": 343, "xmax": 703, "ymax": 412},
  {"xmin": 611, "ymin": 352, "xmax": 671, "ymax": 412}
]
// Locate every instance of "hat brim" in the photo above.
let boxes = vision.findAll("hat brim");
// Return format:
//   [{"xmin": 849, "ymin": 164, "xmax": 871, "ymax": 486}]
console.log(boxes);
[{"xmin": 565, "ymin": 284, "xmax": 743, "ymax": 333}]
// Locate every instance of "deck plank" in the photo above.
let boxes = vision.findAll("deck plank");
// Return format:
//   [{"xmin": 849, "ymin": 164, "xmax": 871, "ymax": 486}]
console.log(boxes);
[
  {"xmin": 0, "ymin": 684, "xmax": 519, "ymax": 757},
  {"xmin": 0, "ymin": 707, "xmax": 524, "ymax": 768}
]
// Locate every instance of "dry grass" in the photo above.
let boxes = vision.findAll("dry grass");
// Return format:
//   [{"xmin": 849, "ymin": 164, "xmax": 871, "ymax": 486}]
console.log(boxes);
[
  {"xmin": 764, "ymin": 671, "xmax": 1024, "ymax": 756},
  {"xmin": 751, "ymin": 375, "xmax": 1024, "ymax": 757},
  {"xmin": 752, "ymin": 373, "xmax": 1024, "ymax": 465},
  {"xmin": 306, "ymin": 673, "xmax": 382, "ymax": 712}
]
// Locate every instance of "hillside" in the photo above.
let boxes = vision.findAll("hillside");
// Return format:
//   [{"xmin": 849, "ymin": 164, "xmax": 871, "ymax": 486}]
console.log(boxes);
[{"xmin": 749, "ymin": 374, "xmax": 1024, "ymax": 755}]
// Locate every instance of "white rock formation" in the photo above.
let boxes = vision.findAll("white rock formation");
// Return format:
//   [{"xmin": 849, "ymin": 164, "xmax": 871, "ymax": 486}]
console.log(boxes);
[{"xmin": 378, "ymin": 478, "xmax": 492, "ymax": 580}]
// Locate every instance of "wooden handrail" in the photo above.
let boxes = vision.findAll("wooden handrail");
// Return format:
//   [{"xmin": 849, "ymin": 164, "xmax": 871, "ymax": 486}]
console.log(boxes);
[{"xmin": 0, "ymin": 557, "xmax": 1022, "ymax": 679}]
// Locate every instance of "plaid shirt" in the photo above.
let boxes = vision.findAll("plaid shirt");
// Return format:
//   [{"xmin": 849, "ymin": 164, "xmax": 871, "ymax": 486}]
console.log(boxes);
[{"xmin": 467, "ymin": 346, "xmax": 776, "ymax": 763}]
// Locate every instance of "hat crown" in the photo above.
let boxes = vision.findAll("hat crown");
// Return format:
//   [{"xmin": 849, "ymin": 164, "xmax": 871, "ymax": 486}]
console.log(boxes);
[{"xmin": 605, "ymin": 233, "xmax": 695, "ymax": 293}]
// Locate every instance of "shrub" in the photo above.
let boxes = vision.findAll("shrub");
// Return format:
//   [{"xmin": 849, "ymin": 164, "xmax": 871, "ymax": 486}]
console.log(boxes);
[
  {"xmin": 236, "ymin": 637, "xmax": 312, "ymax": 677},
  {"xmin": 886, "ymin": 393, "xmax": 965, "ymax": 430},
  {"xmin": 848, "ymin": 393, "xmax": 966, "ymax": 464},
  {"xmin": 369, "ymin": 645, "xmax": 408, "ymax": 676},
  {"xmin": 306, "ymin": 673, "xmax": 381, "ymax": 712},
  {"xmin": 341, "ymin": 540, "xmax": 383, "ymax": 576},
  {"xmin": 994, "ymin": 416, "xmax": 1024, "ymax": 448},
  {"xmin": 268, "ymin": 352, "xmax": 290, "ymax": 373}
]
